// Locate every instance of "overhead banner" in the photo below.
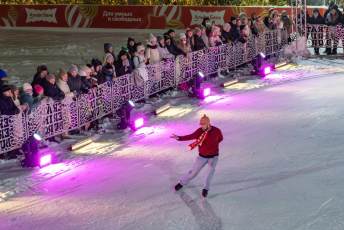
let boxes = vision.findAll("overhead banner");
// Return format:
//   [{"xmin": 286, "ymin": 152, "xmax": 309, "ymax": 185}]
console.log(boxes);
[{"xmin": 0, "ymin": 5, "xmax": 325, "ymax": 29}]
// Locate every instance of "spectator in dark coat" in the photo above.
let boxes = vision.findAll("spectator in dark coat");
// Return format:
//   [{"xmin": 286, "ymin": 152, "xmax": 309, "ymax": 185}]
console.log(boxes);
[
  {"xmin": 116, "ymin": 49, "xmax": 133, "ymax": 77},
  {"xmin": 229, "ymin": 18, "xmax": 241, "ymax": 43},
  {"xmin": 221, "ymin": 23, "xmax": 233, "ymax": 43},
  {"xmin": 79, "ymin": 66, "xmax": 94, "ymax": 90},
  {"xmin": 31, "ymin": 65, "xmax": 48, "ymax": 96},
  {"xmin": 0, "ymin": 85, "xmax": 20, "ymax": 115},
  {"xmin": 20, "ymin": 83, "xmax": 42, "ymax": 111},
  {"xmin": 264, "ymin": 8, "xmax": 274, "ymax": 28},
  {"xmin": 91, "ymin": 58, "xmax": 105, "ymax": 84},
  {"xmin": 165, "ymin": 35, "xmax": 185, "ymax": 57},
  {"xmin": 324, "ymin": 1, "xmax": 335, "ymax": 19},
  {"xmin": 102, "ymin": 63, "xmax": 115, "ymax": 82},
  {"xmin": 0, "ymin": 69, "xmax": 7, "ymax": 90},
  {"xmin": 192, "ymin": 27, "xmax": 207, "ymax": 51},
  {"xmin": 309, "ymin": 9, "xmax": 325, "ymax": 55},
  {"xmin": 201, "ymin": 17, "xmax": 212, "ymax": 36},
  {"xmin": 325, "ymin": 5, "xmax": 341, "ymax": 54},
  {"xmin": 43, "ymin": 74, "xmax": 65, "ymax": 101},
  {"xmin": 229, "ymin": 16, "xmax": 237, "ymax": 27},
  {"xmin": 127, "ymin": 37, "xmax": 136, "ymax": 58},
  {"xmin": 67, "ymin": 65, "xmax": 88, "ymax": 94},
  {"xmin": 238, "ymin": 25, "xmax": 250, "ymax": 44},
  {"xmin": 165, "ymin": 29, "xmax": 178, "ymax": 47}
]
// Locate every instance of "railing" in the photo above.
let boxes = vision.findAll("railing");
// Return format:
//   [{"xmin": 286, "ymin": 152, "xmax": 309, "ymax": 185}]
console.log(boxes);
[
  {"xmin": 0, "ymin": 29, "xmax": 288, "ymax": 155},
  {"xmin": 306, "ymin": 24, "xmax": 344, "ymax": 49}
]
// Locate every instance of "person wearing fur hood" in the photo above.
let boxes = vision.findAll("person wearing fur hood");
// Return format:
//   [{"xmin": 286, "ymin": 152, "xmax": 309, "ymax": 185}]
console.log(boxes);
[
  {"xmin": 133, "ymin": 43, "xmax": 149, "ymax": 90},
  {"xmin": 177, "ymin": 33, "xmax": 191, "ymax": 54},
  {"xmin": 145, "ymin": 34, "xmax": 161, "ymax": 65},
  {"xmin": 56, "ymin": 69, "xmax": 74, "ymax": 98}
]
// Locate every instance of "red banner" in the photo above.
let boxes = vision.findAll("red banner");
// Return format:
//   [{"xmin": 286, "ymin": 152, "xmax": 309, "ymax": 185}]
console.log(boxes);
[{"xmin": 0, "ymin": 5, "xmax": 326, "ymax": 29}]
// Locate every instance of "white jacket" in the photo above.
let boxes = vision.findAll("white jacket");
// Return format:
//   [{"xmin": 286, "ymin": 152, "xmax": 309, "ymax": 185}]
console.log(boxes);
[
  {"xmin": 158, "ymin": 46, "xmax": 173, "ymax": 60},
  {"xmin": 57, "ymin": 79, "xmax": 74, "ymax": 98},
  {"xmin": 145, "ymin": 45, "xmax": 160, "ymax": 64}
]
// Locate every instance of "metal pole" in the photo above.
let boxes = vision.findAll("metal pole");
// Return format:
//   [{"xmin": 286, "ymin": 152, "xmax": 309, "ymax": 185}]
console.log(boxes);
[{"xmin": 304, "ymin": 0, "xmax": 307, "ymax": 37}]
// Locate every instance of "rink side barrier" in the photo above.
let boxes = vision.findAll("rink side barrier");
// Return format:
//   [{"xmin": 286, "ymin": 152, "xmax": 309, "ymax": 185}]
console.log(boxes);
[
  {"xmin": 306, "ymin": 24, "xmax": 344, "ymax": 49},
  {"xmin": 0, "ymin": 29, "xmax": 288, "ymax": 155}
]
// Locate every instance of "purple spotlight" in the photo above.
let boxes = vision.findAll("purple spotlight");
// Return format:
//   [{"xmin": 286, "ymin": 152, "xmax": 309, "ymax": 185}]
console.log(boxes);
[
  {"xmin": 263, "ymin": 66, "xmax": 271, "ymax": 76},
  {"xmin": 134, "ymin": 117, "xmax": 144, "ymax": 129},
  {"xmin": 203, "ymin": 88, "xmax": 211, "ymax": 98},
  {"xmin": 39, "ymin": 154, "xmax": 52, "ymax": 167}
]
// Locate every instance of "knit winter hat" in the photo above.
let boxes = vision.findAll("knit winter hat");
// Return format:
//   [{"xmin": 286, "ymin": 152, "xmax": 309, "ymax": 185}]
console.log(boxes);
[
  {"xmin": 104, "ymin": 43, "xmax": 113, "ymax": 52},
  {"xmin": 23, "ymin": 83, "xmax": 33, "ymax": 92},
  {"xmin": 0, "ymin": 69, "xmax": 7, "ymax": 79},
  {"xmin": 1, "ymin": 85, "xmax": 11, "ymax": 93},
  {"xmin": 179, "ymin": 33, "xmax": 186, "ymax": 40},
  {"xmin": 69, "ymin": 64, "xmax": 78, "ymax": 73},
  {"xmin": 79, "ymin": 66, "xmax": 91, "ymax": 77},
  {"xmin": 239, "ymin": 12, "xmax": 247, "ymax": 19},
  {"xmin": 34, "ymin": 85, "xmax": 44, "ymax": 94},
  {"xmin": 46, "ymin": 74, "xmax": 56, "ymax": 81},
  {"xmin": 167, "ymin": 29, "xmax": 175, "ymax": 35},
  {"xmin": 121, "ymin": 46, "xmax": 129, "ymax": 53},
  {"xmin": 200, "ymin": 114, "xmax": 210, "ymax": 125},
  {"xmin": 104, "ymin": 53, "xmax": 114, "ymax": 63}
]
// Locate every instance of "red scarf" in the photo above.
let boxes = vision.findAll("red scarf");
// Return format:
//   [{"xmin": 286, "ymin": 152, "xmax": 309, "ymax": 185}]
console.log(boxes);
[{"xmin": 189, "ymin": 130, "xmax": 208, "ymax": 150}]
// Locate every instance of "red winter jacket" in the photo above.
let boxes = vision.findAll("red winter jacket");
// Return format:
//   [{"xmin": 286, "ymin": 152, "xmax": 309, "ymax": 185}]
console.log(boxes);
[{"xmin": 178, "ymin": 126, "xmax": 223, "ymax": 158}]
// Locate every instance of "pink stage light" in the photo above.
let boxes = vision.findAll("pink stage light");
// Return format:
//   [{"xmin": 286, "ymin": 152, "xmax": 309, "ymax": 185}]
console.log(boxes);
[
  {"xmin": 203, "ymin": 88, "xmax": 211, "ymax": 98},
  {"xmin": 134, "ymin": 118, "xmax": 144, "ymax": 129},
  {"xmin": 263, "ymin": 66, "xmax": 271, "ymax": 76},
  {"xmin": 39, "ymin": 154, "xmax": 52, "ymax": 167}
]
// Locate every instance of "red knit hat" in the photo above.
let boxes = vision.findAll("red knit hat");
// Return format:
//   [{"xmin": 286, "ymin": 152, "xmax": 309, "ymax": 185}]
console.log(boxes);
[{"xmin": 34, "ymin": 84, "xmax": 44, "ymax": 94}]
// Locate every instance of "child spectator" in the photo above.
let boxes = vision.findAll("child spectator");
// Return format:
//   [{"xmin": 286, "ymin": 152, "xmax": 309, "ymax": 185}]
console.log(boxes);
[
  {"xmin": 178, "ymin": 33, "xmax": 192, "ymax": 54},
  {"xmin": 145, "ymin": 34, "xmax": 160, "ymax": 64}
]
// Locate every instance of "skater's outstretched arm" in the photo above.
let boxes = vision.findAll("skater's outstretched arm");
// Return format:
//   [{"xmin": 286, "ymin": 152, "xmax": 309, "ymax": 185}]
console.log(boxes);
[{"xmin": 171, "ymin": 128, "xmax": 202, "ymax": 141}]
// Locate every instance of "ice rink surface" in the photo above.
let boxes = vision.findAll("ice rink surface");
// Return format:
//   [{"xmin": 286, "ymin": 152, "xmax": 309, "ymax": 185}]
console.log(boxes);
[
  {"xmin": 2, "ymin": 29, "xmax": 344, "ymax": 230},
  {"xmin": 1, "ymin": 70, "xmax": 344, "ymax": 229}
]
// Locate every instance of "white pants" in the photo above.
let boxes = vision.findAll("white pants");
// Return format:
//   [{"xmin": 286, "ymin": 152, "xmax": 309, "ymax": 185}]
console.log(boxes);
[{"xmin": 180, "ymin": 156, "xmax": 218, "ymax": 190}]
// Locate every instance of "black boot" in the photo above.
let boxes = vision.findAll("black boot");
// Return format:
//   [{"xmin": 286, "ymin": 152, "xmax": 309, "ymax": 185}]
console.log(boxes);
[
  {"xmin": 174, "ymin": 183, "xmax": 183, "ymax": 191},
  {"xmin": 332, "ymin": 48, "xmax": 337, "ymax": 55},
  {"xmin": 314, "ymin": 48, "xmax": 320, "ymax": 55},
  {"xmin": 326, "ymin": 48, "xmax": 332, "ymax": 55},
  {"xmin": 202, "ymin": 189, "xmax": 208, "ymax": 198}
]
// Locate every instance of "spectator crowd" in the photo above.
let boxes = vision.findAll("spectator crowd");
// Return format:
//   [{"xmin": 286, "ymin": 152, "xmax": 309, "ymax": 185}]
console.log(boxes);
[{"xmin": 0, "ymin": 9, "xmax": 299, "ymax": 159}]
